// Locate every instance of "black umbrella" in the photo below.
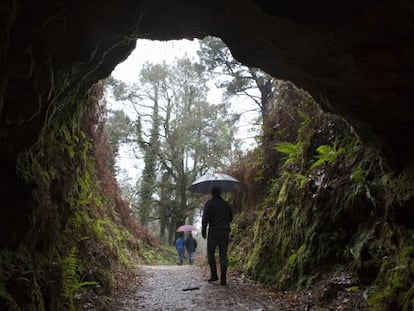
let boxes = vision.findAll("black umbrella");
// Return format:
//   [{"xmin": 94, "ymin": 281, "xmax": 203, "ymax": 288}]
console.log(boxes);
[{"xmin": 188, "ymin": 173, "xmax": 240, "ymax": 194}]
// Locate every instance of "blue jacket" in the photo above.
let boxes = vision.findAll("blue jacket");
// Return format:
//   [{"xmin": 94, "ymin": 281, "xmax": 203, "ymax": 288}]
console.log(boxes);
[{"xmin": 176, "ymin": 236, "xmax": 186, "ymax": 251}]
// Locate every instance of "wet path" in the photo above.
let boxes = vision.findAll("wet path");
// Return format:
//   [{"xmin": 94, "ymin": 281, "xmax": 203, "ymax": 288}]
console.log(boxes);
[
  {"xmin": 103, "ymin": 265, "xmax": 367, "ymax": 311},
  {"xmin": 109, "ymin": 265, "xmax": 283, "ymax": 310}
]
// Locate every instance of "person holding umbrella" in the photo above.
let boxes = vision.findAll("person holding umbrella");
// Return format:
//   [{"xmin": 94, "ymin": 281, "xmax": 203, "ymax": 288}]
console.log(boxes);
[
  {"xmin": 201, "ymin": 186, "xmax": 233, "ymax": 286},
  {"xmin": 175, "ymin": 224, "xmax": 196, "ymax": 265}
]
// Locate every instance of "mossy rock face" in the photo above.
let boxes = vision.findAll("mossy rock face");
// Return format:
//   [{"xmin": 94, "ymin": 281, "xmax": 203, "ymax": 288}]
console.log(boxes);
[
  {"xmin": 368, "ymin": 246, "xmax": 414, "ymax": 311},
  {"xmin": 229, "ymin": 85, "xmax": 414, "ymax": 309},
  {"xmin": 0, "ymin": 86, "xmax": 143, "ymax": 310}
]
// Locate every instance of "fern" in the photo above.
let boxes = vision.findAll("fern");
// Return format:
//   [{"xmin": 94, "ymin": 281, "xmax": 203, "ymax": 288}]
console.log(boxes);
[
  {"xmin": 62, "ymin": 248, "xmax": 78, "ymax": 310},
  {"xmin": 402, "ymin": 282, "xmax": 414, "ymax": 311},
  {"xmin": 294, "ymin": 173, "xmax": 308, "ymax": 189},
  {"xmin": 62, "ymin": 248, "xmax": 97, "ymax": 311},
  {"xmin": 274, "ymin": 142, "xmax": 302, "ymax": 166},
  {"xmin": 0, "ymin": 282, "xmax": 19, "ymax": 310},
  {"xmin": 310, "ymin": 144, "xmax": 345, "ymax": 170}
]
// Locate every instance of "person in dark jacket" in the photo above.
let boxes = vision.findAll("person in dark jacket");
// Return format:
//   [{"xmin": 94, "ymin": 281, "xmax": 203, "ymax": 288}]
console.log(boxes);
[
  {"xmin": 201, "ymin": 186, "xmax": 233, "ymax": 285},
  {"xmin": 185, "ymin": 233, "xmax": 198, "ymax": 264}
]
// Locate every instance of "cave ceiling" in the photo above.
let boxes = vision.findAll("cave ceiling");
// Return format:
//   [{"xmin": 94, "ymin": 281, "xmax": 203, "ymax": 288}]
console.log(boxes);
[{"xmin": 1, "ymin": 0, "xmax": 413, "ymax": 171}]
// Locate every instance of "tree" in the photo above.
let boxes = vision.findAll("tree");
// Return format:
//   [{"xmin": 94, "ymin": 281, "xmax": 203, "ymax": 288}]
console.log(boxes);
[
  {"xmin": 105, "ymin": 57, "xmax": 238, "ymax": 243},
  {"xmin": 105, "ymin": 109, "xmax": 133, "ymax": 173},
  {"xmin": 154, "ymin": 58, "xmax": 236, "ymax": 242},
  {"xmin": 198, "ymin": 36, "xmax": 278, "ymax": 121},
  {"xmin": 137, "ymin": 99, "xmax": 161, "ymax": 227},
  {"xmin": 132, "ymin": 63, "xmax": 168, "ymax": 227}
]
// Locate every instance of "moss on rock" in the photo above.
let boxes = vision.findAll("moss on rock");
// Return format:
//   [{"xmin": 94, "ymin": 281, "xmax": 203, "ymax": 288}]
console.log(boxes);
[
  {"xmin": 0, "ymin": 84, "xmax": 144, "ymax": 310},
  {"xmin": 229, "ymin": 83, "xmax": 414, "ymax": 310}
]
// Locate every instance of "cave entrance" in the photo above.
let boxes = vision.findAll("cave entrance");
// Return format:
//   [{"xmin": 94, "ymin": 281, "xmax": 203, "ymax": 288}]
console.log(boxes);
[{"xmin": 104, "ymin": 37, "xmax": 270, "ymax": 243}]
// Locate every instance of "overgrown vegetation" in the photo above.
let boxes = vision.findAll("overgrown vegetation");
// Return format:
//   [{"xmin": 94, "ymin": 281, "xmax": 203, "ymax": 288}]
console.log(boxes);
[
  {"xmin": 140, "ymin": 244, "xmax": 178, "ymax": 265},
  {"xmin": 3, "ymin": 34, "xmax": 412, "ymax": 309},
  {"xmin": 0, "ymin": 82, "xmax": 158, "ymax": 310},
  {"xmin": 228, "ymin": 81, "xmax": 414, "ymax": 310}
]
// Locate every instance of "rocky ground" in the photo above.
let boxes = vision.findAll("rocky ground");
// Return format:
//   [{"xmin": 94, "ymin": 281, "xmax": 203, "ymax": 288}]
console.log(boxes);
[{"xmin": 85, "ymin": 264, "xmax": 368, "ymax": 310}]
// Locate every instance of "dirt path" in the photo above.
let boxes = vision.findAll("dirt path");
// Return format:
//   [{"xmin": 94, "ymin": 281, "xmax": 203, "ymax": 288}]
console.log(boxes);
[
  {"xmin": 103, "ymin": 265, "xmax": 287, "ymax": 310},
  {"xmin": 101, "ymin": 265, "xmax": 367, "ymax": 311}
]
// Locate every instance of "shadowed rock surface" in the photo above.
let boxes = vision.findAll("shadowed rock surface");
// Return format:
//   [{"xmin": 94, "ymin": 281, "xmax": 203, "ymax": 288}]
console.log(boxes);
[
  {"xmin": 2, "ymin": 0, "xmax": 413, "ymax": 246},
  {"xmin": 1, "ymin": 3, "xmax": 413, "ymax": 231},
  {"xmin": 1, "ymin": 1, "xmax": 413, "ymax": 309}
]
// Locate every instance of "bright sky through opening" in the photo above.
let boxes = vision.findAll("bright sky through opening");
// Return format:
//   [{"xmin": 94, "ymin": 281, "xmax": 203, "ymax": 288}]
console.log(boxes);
[{"xmin": 110, "ymin": 39, "xmax": 260, "ymax": 185}]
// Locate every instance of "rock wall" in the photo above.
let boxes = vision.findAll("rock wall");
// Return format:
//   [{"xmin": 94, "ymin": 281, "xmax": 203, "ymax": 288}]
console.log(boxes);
[
  {"xmin": 228, "ymin": 82, "xmax": 414, "ymax": 310},
  {"xmin": 0, "ymin": 0, "xmax": 412, "ymax": 245},
  {"xmin": 0, "ymin": 1, "xmax": 413, "ymax": 308}
]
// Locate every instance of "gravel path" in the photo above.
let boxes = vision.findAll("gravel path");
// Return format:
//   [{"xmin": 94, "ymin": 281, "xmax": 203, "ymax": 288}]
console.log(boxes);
[
  {"xmin": 102, "ymin": 265, "xmax": 367, "ymax": 311},
  {"xmin": 109, "ymin": 265, "xmax": 283, "ymax": 311}
]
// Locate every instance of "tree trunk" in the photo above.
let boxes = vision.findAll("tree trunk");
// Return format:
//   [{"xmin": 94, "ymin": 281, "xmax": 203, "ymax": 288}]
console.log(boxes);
[{"xmin": 168, "ymin": 220, "xmax": 175, "ymax": 245}]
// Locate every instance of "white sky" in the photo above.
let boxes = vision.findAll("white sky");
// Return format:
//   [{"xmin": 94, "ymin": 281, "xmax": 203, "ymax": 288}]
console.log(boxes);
[
  {"xmin": 109, "ymin": 39, "xmax": 260, "ymax": 185},
  {"xmin": 113, "ymin": 39, "xmax": 200, "ymax": 83}
]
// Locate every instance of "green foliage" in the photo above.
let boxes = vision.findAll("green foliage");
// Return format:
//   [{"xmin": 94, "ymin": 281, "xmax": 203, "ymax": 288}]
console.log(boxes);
[
  {"xmin": 138, "ymin": 97, "xmax": 161, "ymax": 225},
  {"xmin": 310, "ymin": 144, "xmax": 345, "ymax": 169},
  {"xmin": 368, "ymin": 246, "xmax": 414, "ymax": 311},
  {"xmin": 294, "ymin": 173, "xmax": 309, "ymax": 189},
  {"xmin": 0, "ymin": 246, "xmax": 51, "ymax": 311},
  {"xmin": 274, "ymin": 142, "xmax": 303, "ymax": 167},
  {"xmin": 140, "ymin": 245, "xmax": 177, "ymax": 265},
  {"xmin": 228, "ymin": 84, "xmax": 414, "ymax": 311},
  {"xmin": 0, "ymin": 249, "xmax": 23, "ymax": 310},
  {"xmin": 105, "ymin": 109, "xmax": 133, "ymax": 171},
  {"xmin": 348, "ymin": 286, "xmax": 360, "ymax": 292},
  {"xmin": 62, "ymin": 248, "xmax": 97, "ymax": 311},
  {"xmin": 2, "ymin": 84, "xmax": 148, "ymax": 310}
]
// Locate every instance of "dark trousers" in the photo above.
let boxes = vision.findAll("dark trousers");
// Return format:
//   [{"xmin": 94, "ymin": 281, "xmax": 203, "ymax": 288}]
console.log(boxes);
[{"xmin": 207, "ymin": 228, "xmax": 230, "ymax": 268}]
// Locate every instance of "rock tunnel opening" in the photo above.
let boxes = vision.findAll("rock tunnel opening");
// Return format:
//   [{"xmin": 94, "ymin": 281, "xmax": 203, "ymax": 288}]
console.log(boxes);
[
  {"xmin": 1, "ymin": 1, "xmax": 413, "ymax": 309},
  {"xmin": 1, "ymin": 0, "xmax": 413, "ymax": 248}
]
